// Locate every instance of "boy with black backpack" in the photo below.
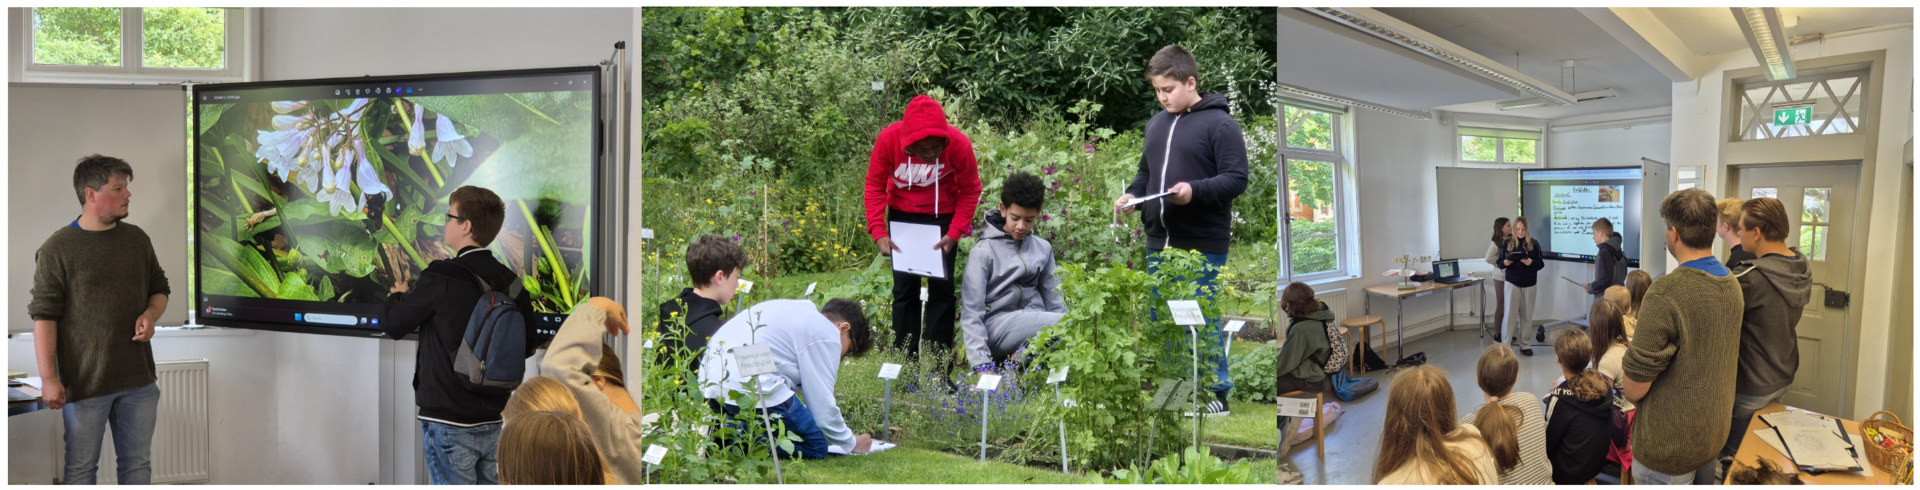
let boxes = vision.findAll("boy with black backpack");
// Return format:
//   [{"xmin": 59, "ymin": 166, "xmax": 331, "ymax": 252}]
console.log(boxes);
[{"xmin": 380, "ymin": 186, "xmax": 538, "ymax": 485}]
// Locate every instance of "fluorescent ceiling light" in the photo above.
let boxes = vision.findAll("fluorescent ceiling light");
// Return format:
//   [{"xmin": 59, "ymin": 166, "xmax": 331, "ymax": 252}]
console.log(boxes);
[
  {"xmin": 1549, "ymin": 114, "xmax": 1672, "ymax": 133},
  {"xmin": 1277, "ymin": 83, "xmax": 1433, "ymax": 120},
  {"xmin": 1733, "ymin": 7, "xmax": 1796, "ymax": 80},
  {"xmin": 1496, "ymin": 89, "xmax": 1620, "ymax": 111},
  {"xmin": 1302, "ymin": 7, "xmax": 1578, "ymax": 106}
]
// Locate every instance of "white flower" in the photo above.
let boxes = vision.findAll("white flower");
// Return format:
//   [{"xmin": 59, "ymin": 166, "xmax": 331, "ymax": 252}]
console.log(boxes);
[
  {"xmin": 352, "ymin": 145, "xmax": 390, "ymax": 211},
  {"xmin": 407, "ymin": 103, "xmax": 426, "ymax": 156},
  {"xmin": 297, "ymin": 147, "xmax": 324, "ymax": 194},
  {"xmin": 255, "ymin": 110, "xmax": 316, "ymax": 179},
  {"xmin": 318, "ymin": 149, "xmax": 355, "ymax": 216},
  {"xmin": 339, "ymin": 98, "xmax": 370, "ymax": 122},
  {"xmin": 271, "ymin": 100, "xmax": 307, "ymax": 114},
  {"xmin": 431, "ymin": 115, "xmax": 472, "ymax": 168}
]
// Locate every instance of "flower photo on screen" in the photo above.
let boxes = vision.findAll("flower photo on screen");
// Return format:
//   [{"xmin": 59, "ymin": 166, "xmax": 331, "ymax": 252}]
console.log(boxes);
[{"xmin": 195, "ymin": 91, "xmax": 593, "ymax": 314}]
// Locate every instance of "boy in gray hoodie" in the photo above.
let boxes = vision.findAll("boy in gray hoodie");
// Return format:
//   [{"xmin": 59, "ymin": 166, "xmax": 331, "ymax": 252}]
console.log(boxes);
[
  {"xmin": 1720, "ymin": 197, "xmax": 1813, "ymax": 461},
  {"xmin": 540, "ymin": 298, "xmax": 645, "ymax": 483},
  {"xmin": 960, "ymin": 172, "xmax": 1066, "ymax": 373}
]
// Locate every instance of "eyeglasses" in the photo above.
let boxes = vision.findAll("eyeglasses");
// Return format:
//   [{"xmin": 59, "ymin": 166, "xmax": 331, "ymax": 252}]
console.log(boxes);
[{"xmin": 444, "ymin": 213, "xmax": 468, "ymax": 224}]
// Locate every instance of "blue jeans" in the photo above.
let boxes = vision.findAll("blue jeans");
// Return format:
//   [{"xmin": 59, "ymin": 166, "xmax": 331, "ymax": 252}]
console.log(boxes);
[
  {"xmin": 1715, "ymin": 386, "xmax": 1790, "ymax": 474},
  {"xmin": 721, "ymin": 395, "xmax": 831, "ymax": 460},
  {"xmin": 1147, "ymin": 249, "xmax": 1233, "ymax": 395},
  {"xmin": 420, "ymin": 420, "xmax": 500, "ymax": 485},
  {"xmin": 62, "ymin": 382, "xmax": 160, "ymax": 485},
  {"xmin": 1633, "ymin": 458, "xmax": 1719, "ymax": 485}
]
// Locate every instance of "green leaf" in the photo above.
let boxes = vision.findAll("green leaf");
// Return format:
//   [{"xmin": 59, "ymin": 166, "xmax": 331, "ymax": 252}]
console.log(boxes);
[
  {"xmin": 294, "ymin": 230, "xmax": 379, "ymax": 278},
  {"xmin": 407, "ymin": 91, "xmax": 588, "ymax": 141},
  {"xmin": 455, "ymin": 122, "xmax": 594, "ymax": 204},
  {"xmin": 240, "ymin": 215, "xmax": 281, "ymax": 242},
  {"xmin": 198, "ymin": 266, "xmax": 259, "ymax": 298},
  {"xmin": 204, "ymin": 233, "xmax": 280, "ymax": 298},
  {"xmin": 318, "ymin": 276, "xmax": 336, "ymax": 301},
  {"xmin": 281, "ymin": 199, "xmax": 362, "ymax": 224},
  {"xmin": 198, "ymin": 103, "xmax": 233, "ymax": 134},
  {"xmin": 276, "ymin": 271, "xmax": 320, "ymax": 301}
]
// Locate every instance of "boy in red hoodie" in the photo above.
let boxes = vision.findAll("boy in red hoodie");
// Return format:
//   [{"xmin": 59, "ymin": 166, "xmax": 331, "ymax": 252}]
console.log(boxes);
[{"xmin": 863, "ymin": 95, "xmax": 983, "ymax": 359}]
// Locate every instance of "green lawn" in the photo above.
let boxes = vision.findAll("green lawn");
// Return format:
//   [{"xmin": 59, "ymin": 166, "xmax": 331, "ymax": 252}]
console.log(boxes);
[
  {"xmin": 1202, "ymin": 401, "xmax": 1279, "ymax": 450},
  {"xmin": 787, "ymin": 445, "xmax": 1087, "ymax": 484}
]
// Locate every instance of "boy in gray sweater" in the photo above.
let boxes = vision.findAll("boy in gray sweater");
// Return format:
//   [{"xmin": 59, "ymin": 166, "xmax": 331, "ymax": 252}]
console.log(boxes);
[
  {"xmin": 1720, "ymin": 197, "xmax": 1813, "ymax": 461},
  {"xmin": 960, "ymin": 172, "xmax": 1066, "ymax": 373},
  {"xmin": 698, "ymin": 298, "xmax": 876, "ymax": 458},
  {"xmin": 539, "ymin": 298, "xmax": 645, "ymax": 483}
]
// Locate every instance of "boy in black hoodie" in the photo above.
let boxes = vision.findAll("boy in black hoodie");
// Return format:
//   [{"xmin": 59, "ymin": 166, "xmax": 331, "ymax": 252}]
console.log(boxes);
[
  {"xmin": 655, "ymin": 235, "xmax": 745, "ymax": 373},
  {"xmin": 1114, "ymin": 45, "xmax": 1249, "ymax": 417},
  {"xmin": 1544, "ymin": 329, "xmax": 1615, "ymax": 485},
  {"xmin": 380, "ymin": 186, "xmax": 538, "ymax": 485},
  {"xmin": 1582, "ymin": 218, "xmax": 1628, "ymax": 304},
  {"xmin": 1720, "ymin": 197, "xmax": 1813, "ymax": 462}
]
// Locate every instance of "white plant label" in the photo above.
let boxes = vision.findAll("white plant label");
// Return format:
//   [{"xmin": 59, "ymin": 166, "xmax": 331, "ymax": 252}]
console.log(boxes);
[
  {"xmin": 737, "ymin": 279, "xmax": 754, "ymax": 295},
  {"xmin": 1047, "ymin": 365, "xmax": 1070, "ymax": 384},
  {"xmin": 1168, "ymin": 300, "xmax": 1206, "ymax": 326},
  {"xmin": 976, "ymin": 374, "xmax": 1003, "ymax": 391},
  {"xmin": 920, "ymin": 287, "xmax": 929, "ymax": 301},
  {"xmin": 643, "ymin": 340, "xmax": 654, "ymax": 350},
  {"xmin": 1223, "ymin": 320, "xmax": 1246, "ymax": 333},
  {"xmin": 1278, "ymin": 397, "xmax": 1315, "ymax": 418},
  {"xmin": 643, "ymin": 444, "xmax": 669, "ymax": 465},
  {"xmin": 805, "ymin": 282, "xmax": 817, "ymax": 296},
  {"xmin": 878, "ymin": 363, "xmax": 903, "ymax": 380},
  {"xmin": 732, "ymin": 343, "xmax": 776, "ymax": 377},
  {"xmin": 871, "ymin": 81, "xmax": 885, "ymax": 91},
  {"xmin": 640, "ymin": 228, "xmax": 655, "ymax": 240}
]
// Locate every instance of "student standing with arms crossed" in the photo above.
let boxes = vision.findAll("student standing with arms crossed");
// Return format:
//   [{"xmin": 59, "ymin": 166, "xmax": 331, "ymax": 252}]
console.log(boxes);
[
  {"xmin": 1113, "ymin": 45, "xmax": 1249, "ymax": 416},
  {"xmin": 864, "ymin": 95, "xmax": 983, "ymax": 360},
  {"xmin": 1484, "ymin": 217, "xmax": 1510, "ymax": 339},
  {"xmin": 31, "ymin": 155, "xmax": 170, "ymax": 485},
  {"xmin": 1622, "ymin": 188, "xmax": 1743, "ymax": 485}
]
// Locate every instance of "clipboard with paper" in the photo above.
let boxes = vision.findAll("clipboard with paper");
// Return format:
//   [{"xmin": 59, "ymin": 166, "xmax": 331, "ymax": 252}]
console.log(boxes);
[{"xmin": 888, "ymin": 221, "xmax": 947, "ymax": 279}]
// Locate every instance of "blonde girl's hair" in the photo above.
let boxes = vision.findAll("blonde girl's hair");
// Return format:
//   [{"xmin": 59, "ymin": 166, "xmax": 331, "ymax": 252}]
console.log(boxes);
[
  {"xmin": 1505, "ymin": 218, "xmax": 1537, "ymax": 251},
  {"xmin": 1374, "ymin": 365, "xmax": 1490, "ymax": 484},
  {"xmin": 1624, "ymin": 270, "xmax": 1653, "ymax": 318},
  {"xmin": 504, "ymin": 376, "xmax": 583, "ymax": 423},
  {"xmin": 498, "ymin": 410, "xmax": 609, "ymax": 485},
  {"xmin": 1476, "ymin": 344, "xmax": 1519, "ymax": 398},
  {"xmin": 1603, "ymin": 286, "xmax": 1633, "ymax": 318},
  {"xmin": 1472, "ymin": 402, "xmax": 1523, "ymax": 474}
]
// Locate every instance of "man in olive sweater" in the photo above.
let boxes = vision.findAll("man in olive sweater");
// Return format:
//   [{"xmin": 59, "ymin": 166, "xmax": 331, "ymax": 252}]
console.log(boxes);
[
  {"xmin": 29, "ymin": 155, "xmax": 171, "ymax": 485},
  {"xmin": 1623, "ymin": 188, "xmax": 1744, "ymax": 485}
]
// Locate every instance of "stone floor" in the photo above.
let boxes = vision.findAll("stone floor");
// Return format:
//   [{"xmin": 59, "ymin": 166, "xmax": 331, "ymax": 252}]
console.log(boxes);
[{"xmin": 1278, "ymin": 324, "xmax": 1580, "ymax": 485}]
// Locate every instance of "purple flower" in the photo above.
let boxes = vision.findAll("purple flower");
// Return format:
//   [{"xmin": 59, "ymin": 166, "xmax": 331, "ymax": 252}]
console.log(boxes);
[
  {"xmin": 1041, "ymin": 215, "xmax": 1051, "ymax": 222},
  {"xmin": 732, "ymin": 235, "xmax": 742, "ymax": 243},
  {"xmin": 782, "ymin": 220, "xmax": 791, "ymax": 226},
  {"xmin": 1083, "ymin": 145, "xmax": 1096, "ymax": 154},
  {"xmin": 1051, "ymin": 181, "xmax": 1061, "ymax": 190},
  {"xmin": 1044, "ymin": 165, "xmax": 1057, "ymax": 176}
]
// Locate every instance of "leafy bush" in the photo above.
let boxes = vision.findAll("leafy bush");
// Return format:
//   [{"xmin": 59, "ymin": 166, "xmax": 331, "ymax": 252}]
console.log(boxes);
[
  {"xmin": 1094, "ymin": 446, "xmax": 1262, "ymax": 484},
  {"xmin": 640, "ymin": 304, "xmax": 803, "ymax": 484},
  {"xmin": 1229, "ymin": 340, "xmax": 1278, "ymax": 402}
]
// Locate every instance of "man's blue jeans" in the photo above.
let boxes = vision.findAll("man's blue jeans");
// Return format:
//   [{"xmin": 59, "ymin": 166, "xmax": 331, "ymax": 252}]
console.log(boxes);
[
  {"xmin": 62, "ymin": 382, "xmax": 160, "ymax": 485},
  {"xmin": 1147, "ymin": 249, "xmax": 1234, "ymax": 396},
  {"xmin": 721, "ymin": 395, "xmax": 832, "ymax": 460},
  {"xmin": 420, "ymin": 420, "xmax": 501, "ymax": 485}
]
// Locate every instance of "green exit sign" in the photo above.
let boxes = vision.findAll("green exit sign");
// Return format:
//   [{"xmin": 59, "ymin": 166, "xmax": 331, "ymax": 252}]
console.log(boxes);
[{"xmin": 1774, "ymin": 105, "xmax": 1814, "ymax": 125}]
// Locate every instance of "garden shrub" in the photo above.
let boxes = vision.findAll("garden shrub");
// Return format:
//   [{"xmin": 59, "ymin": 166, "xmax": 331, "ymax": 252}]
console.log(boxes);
[
  {"xmin": 1229, "ymin": 340, "xmax": 1278, "ymax": 402},
  {"xmin": 1094, "ymin": 446, "xmax": 1262, "ymax": 484}
]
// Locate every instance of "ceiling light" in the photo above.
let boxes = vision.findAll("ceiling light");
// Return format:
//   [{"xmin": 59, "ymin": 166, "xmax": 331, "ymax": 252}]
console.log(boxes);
[
  {"xmin": 1303, "ymin": 8, "xmax": 1578, "ymax": 106},
  {"xmin": 1496, "ymin": 89, "xmax": 1620, "ymax": 111},
  {"xmin": 1549, "ymin": 114, "xmax": 1672, "ymax": 133},
  {"xmin": 1277, "ymin": 83, "xmax": 1432, "ymax": 120},
  {"xmin": 1734, "ymin": 7, "xmax": 1796, "ymax": 80}
]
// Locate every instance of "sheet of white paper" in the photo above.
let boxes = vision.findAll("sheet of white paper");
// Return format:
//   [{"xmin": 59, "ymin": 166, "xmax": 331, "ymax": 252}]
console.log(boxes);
[
  {"xmin": 889, "ymin": 221, "xmax": 946, "ymax": 279},
  {"xmin": 1124, "ymin": 191, "xmax": 1175, "ymax": 208},
  {"xmin": 829, "ymin": 440, "xmax": 898, "ymax": 455},
  {"xmin": 1778, "ymin": 425, "xmax": 1860, "ymax": 469},
  {"xmin": 21, "ymin": 377, "xmax": 42, "ymax": 390}
]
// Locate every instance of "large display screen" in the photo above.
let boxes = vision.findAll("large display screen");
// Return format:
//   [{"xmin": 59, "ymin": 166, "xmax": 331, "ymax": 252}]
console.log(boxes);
[
  {"xmin": 191, "ymin": 67, "xmax": 600, "ymax": 338},
  {"xmin": 1519, "ymin": 167, "xmax": 1644, "ymax": 264}
]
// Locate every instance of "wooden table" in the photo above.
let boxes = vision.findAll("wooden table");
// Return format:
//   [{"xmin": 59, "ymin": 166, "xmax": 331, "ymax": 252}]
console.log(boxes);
[
  {"xmin": 1362, "ymin": 277, "xmax": 1484, "ymax": 360},
  {"xmin": 1725, "ymin": 403, "xmax": 1893, "ymax": 484},
  {"xmin": 9, "ymin": 385, "xmax": 46, "ymax": 417}
]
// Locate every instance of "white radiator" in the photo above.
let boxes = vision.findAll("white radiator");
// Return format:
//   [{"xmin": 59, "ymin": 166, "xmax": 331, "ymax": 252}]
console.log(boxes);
[{"xmin": 85, "ymin": 359, "xmax": 210, "ymax": 485}]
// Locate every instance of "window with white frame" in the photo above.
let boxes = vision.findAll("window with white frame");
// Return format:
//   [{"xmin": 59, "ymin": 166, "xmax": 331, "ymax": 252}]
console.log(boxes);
[
  {"xmin": 1458, "ymin": 124, "xmax": 1543, "ymax": 165},
  {"xmin": 1280, "ymin": 99, "xmax": 1352, "ymax": 280},
  {"xmin": 22, "ymin": 7, "xmax": 246, "ymax": 83}
]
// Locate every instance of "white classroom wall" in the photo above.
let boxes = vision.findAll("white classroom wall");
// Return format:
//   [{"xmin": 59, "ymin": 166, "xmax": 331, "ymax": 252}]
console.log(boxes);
[
  {"xmin": 1666, "ymin": 25, "xmax": 1912, "ymax": 419},
  {"xmin": 6, "ymin": 8, "xmax": 633, "ymax": 484}
]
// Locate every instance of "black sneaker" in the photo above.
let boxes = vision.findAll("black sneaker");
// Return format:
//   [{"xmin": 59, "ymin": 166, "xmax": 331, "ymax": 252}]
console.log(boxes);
[
  {"xmin": 1491, "ymin": 332, "xmax": 1503, "ymax": 343},
  {"xmin": 1520, "ymin": 347, "xmax": 1535, "ymax": 356},
  {"xmin": 1185, "ymin": 399, "xmax": 1231, "ymax": 418},
  {"xmin": 1535, "ymin": 325, "xmax": 1546, "ymax": 343}
]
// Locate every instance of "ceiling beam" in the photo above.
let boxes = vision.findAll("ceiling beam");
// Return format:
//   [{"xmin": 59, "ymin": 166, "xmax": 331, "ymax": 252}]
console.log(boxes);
[
  {"xmin": 1578, "ymin": 7, "xmax": 1699, "ymax": 82},
  {"xmin": 1301, "ymin": 7, "xmax": 1580, "ymax": 105}
]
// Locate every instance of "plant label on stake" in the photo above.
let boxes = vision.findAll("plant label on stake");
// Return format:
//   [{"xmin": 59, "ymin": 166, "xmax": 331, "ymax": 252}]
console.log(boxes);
[
  {"xmin": 643, "ymin": 444, "xmax": 668, "ymax": 484},
  {"xmin": 1048, "ymin": 365, "xmax": 1071, "ymax": 474},
  {"xmin": 978, "ymin": 373, "xmax": 1002, "ymax": 462},
  {"xmin": 1167, "ymin": 300, "xmax": 1205, "ymax": 326},
  {"xmin": 1279, "ymin": 396, "xmax": 1315, "ymax": 418},
  {"xmin": 1169, "ymin": 300, "xmax": 1205, "ymax": 448},
  {"xmin": 1223, "ymin": 319, "xmax": 1246, "ymax": 333},
  {"xmin": 879, "ymin": 362, "xmax": 902, "ymax": 441},
  {"xmin": 1223, "ymin": 319, "xmax": 1246, "ymax": 364},
  {"xmin": 805, "ymin": 282, "xmax": 817, "ymax": 297},
  {"xmin": 732, "ymin": 343, "xmax": 777, "ymax": 377}
]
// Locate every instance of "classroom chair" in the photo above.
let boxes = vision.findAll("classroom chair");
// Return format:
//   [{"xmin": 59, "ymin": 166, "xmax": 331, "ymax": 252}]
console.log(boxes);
[
  {"xmin": 1280, "ymin": 390, "xmax": 1325, "ymax": 458},
  {"xmin": 1341, "ymin": 315, "xmax": 1382, "ymax": 373}
]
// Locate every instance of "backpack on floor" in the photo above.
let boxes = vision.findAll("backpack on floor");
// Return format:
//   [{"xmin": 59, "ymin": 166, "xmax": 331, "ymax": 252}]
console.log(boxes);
[
  {"xmin": 1361, "ymin": 343, "xmax": 1392, "ymax": 371},
  {"xmin": 450, "ymin": 264, "xmax": 528, "ymax": 395},
  {"xmin": 1331, "ymin": 371, "xmax": 1378, "ymax": 402}
]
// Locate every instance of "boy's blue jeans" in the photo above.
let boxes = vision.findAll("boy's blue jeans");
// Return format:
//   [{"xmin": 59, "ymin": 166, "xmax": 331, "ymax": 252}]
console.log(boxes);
[
  {"xmin": 420, "ymin": 420, "xmax": 500, "ymax": 485},
  {"xmin": 1147, "ymin": 249, "xmax": 1234, "ymax": 396},
  {"xmin": 721, "ymin": 395, "xmax": 832, "ymax": 460}
]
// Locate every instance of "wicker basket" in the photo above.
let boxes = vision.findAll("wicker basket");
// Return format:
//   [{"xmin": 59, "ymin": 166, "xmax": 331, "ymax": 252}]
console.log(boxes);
[{"xmin": 1861, "ymin": 410, "xmax": 1913, "ymax": 475}]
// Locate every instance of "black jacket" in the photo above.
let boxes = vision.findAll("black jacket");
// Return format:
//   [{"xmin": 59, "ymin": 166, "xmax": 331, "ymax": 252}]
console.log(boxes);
[
  {"xmin": 1587, "ymin": 233, "xmax": 1627, "ymax": 295},
  {"xmin": 656, "ymin": 288, "xmax": 726, "ymax": 372},
  {"xmin": 380, "ymin": 246, "xmax": 537, "ymax": 425},
  {"xmin": 1125, "ymin": 92, "xmax": 1249, "ymax": 254},
  {"xmin": 1543, "ymin": 381, "xmax": 1615, "ymax": 485},
  {"xmin": 1496, "ymin": 239, "xmax": 1547, "ymax": 288}
]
